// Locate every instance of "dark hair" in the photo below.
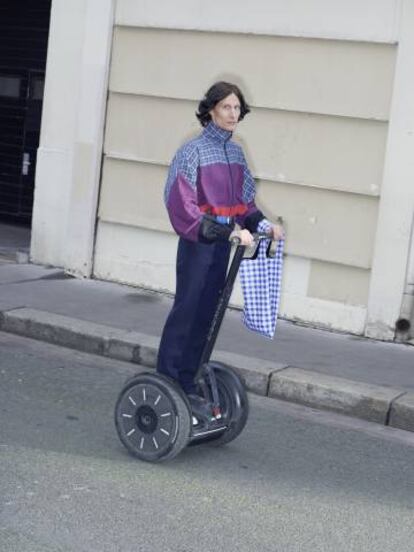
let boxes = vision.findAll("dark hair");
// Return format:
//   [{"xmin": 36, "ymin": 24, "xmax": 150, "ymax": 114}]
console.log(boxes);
[{"xmin": 196, "ymin": 81, "xmax": 250, "ymax": 127}]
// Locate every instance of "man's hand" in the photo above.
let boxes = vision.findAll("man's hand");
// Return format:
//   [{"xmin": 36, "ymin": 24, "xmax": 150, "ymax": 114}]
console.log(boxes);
[
  {"xmin": 229, "ymin": 229, "xmax": 255, "ymax": 247},
  {"xmin": 268, "ymin": 222, "xmax": 285, "ymax": 241}
]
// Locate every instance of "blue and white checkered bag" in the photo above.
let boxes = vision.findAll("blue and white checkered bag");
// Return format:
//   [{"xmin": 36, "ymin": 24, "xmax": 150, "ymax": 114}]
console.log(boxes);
[{"xmin": 239, "ymin": 231, "xmax": 284, "ymax": 339}]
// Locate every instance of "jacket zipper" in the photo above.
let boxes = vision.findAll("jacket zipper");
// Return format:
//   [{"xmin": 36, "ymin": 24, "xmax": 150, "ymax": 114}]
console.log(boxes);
[{"xmin": 224, "ymin": 138, "xmax": 234, "ymax": 218}]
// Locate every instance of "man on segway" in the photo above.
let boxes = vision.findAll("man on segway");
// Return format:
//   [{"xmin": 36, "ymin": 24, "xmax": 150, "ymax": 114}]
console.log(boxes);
[
  {"xmin": 156, "ymin": 81, "xmax": 285, "ymax": 422},
  {"xmin": 114, "ymin": 81, "xmax": 285, "ymax": 462}
]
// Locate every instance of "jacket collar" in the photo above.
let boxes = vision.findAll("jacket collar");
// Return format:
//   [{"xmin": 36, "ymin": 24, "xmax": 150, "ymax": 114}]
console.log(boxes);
[{"xmin": 202, "ymin": 121, "xmax": 232, "ymax": 144}]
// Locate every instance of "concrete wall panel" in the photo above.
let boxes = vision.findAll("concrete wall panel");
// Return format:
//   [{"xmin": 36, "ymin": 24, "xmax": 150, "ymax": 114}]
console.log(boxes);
[
  {"xmin": 308, "ymin": 261, "xmax": 371, "ymax": 306},
  {"xmin": 94, "ymin": 222, "xmax": 178, "ymax": 291},
  {"xmin": 104, "ymin": 94, "xmax": 197, "ymax": 163},
  {"xmin": 240, "ymin": 111, "xmax": 387, "ymax": 197},
  {"xmin": 115, "ymin": 0, "xmax": 401, "ymax": 44},
  {"xmin": 105, "ymin": 93, "xmax": 387, "ymax": 197},
  {"xmin": 99, "ymin": 157, "xmax": 169, "ymax": 231},
  {"xmin": 110, "ymin": 27, "xmax": 396, "ymax": 120},
  {"xmin": 256, "ymin": 180, "xmax": 378, "ymax": 268}
]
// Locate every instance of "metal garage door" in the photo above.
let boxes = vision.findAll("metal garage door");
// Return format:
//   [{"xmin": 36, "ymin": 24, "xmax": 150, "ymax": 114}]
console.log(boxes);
[{"xmin": 0, "ymin": 0, "xmax": 51, "ymax": 223}]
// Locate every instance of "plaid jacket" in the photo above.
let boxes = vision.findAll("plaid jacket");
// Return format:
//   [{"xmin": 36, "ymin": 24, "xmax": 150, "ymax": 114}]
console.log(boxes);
[{"xmin": 164, "ymin": 122, "xmax": 264, "ymax": 242}]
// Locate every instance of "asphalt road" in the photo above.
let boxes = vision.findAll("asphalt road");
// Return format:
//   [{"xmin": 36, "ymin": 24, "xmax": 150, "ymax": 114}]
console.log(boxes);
[{"xmin": 1, "ymin": 332, "xmax": 414, "ymax": 552}]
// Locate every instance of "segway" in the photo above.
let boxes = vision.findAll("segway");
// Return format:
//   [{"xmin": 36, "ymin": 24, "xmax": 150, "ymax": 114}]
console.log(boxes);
[{"xmin": 114, "ymin": 233, "xmax": 271, "ymax": 462}]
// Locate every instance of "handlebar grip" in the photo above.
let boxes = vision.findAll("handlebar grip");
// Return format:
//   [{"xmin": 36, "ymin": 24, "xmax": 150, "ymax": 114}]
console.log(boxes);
[{"xmin": 230, "ymin": 236, "xmax": 242, "ymax": 245}]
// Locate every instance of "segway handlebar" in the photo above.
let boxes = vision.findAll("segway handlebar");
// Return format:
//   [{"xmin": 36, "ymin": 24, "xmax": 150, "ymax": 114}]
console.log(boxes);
[
  {"xmin": 230, "ymin": 231, "xmax": 274, "ymax": 246},
  {"xmin": 230, "ymin": 216, "xmax": 284, "ymax": 246}
]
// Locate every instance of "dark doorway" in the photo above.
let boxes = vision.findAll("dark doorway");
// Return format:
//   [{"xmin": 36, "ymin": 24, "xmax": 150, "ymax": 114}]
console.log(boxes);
[{"xmin": 0, "ymin": 0, "xmax": 51, "ymax": 225}]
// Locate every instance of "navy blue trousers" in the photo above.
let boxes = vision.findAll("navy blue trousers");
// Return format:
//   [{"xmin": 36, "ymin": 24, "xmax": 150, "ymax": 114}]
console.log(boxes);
[{"xmin": 157, "ymin": 237, "xmax": 231, "ymax": 394}]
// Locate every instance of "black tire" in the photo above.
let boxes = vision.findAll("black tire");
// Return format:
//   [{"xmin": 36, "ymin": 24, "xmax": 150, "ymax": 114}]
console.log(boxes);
[
  {"xmin": 114, "ymin": 372, "xmax": 191, "ymax": 462},
  {"xmin": 200, "ymin": 362, "xmax": 249, "ymax": 446}
]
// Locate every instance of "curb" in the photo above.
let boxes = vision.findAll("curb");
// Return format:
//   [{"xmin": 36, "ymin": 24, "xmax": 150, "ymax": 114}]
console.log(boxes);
[{"xmin": 1, "ymin": 307, "xmax": 413, "ymax": 432}]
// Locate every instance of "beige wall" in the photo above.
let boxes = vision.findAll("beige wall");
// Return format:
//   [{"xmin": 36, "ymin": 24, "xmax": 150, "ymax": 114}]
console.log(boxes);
[
  {"xmin": 30, "ymin": 0, "xmax": 414, "ymax": 339},
  {"xmin": 94, "ymin": 7, "xmax": 399, "ymax": 334}
]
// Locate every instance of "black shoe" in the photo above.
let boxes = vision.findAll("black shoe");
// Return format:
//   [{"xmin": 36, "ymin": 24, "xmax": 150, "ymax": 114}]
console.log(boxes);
[{"xmin": 187, "ymin": 394, "xmax": 215, "ymax": 425}]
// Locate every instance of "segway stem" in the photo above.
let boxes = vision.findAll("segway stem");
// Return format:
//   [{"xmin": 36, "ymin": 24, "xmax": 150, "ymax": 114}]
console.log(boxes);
[{"xmin": 204, "ymin": 363, "xmax": 221, "ymax": 418}]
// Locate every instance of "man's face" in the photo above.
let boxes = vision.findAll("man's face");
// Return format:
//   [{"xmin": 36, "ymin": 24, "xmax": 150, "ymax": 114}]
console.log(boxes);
[{"xmin": 209, "ymin": 93, "xmax": 241, "ymax": 132}]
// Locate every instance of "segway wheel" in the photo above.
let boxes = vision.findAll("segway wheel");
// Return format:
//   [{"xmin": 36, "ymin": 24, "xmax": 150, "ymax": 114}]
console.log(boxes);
[
  {"xmin": 201, "ymin": 362, "xmax": 249, "ymax": 446},
  {"xmin": 114, "ymin": 372, "xmax": 191, "ymax": 463}
]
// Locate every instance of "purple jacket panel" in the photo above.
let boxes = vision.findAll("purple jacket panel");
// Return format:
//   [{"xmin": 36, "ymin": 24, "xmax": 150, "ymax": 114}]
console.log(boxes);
[
  {"xmin": 196, "ymin": 163, "xmax": 244, "ymax": 207},
  {"xmin": 166, "ymin": 174, "xmax": 201, "ymax": 242}
]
